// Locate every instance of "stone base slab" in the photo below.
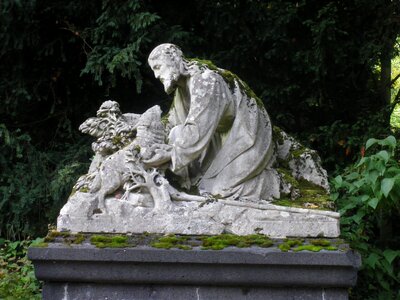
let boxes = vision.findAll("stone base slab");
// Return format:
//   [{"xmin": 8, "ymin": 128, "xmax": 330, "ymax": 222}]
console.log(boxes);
[
  {"xmin": 29, "ymin": 244, "xmax": 360, "ymax": 300},
  {"xmin": 57, "ymin": 192, "xmax": 340, "ymax": 238}
]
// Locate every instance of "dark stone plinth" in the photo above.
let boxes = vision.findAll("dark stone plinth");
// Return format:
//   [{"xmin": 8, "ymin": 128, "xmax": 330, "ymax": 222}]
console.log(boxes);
[{"xmin": 28, "ymin": 244, "xmax": 360, "ymax": 300}]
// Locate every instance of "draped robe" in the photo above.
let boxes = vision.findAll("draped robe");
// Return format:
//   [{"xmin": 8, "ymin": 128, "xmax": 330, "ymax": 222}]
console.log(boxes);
[{"xmin": 167, "ymin": 68, "xmax": 277, "ymax": 201}]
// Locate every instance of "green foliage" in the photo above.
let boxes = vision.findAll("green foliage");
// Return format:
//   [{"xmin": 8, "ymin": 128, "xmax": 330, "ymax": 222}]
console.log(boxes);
[
  {"xmin": 80, "ymin": 0, "xmax": 160, "ymax": 91},
  {"xmin": 332, "ymin": 136, "xmax": 400, "ymax": 299},
  {"xmin": 301, "ymin": 108, "xmax": 392, "ymax": 172},
  {"xmin": 0, "ymin": 124, "xmax": 91, "ymax": 239},
  {"xmin": 0, "ymin": 238, "xmax": 42, "ymax": 299}
]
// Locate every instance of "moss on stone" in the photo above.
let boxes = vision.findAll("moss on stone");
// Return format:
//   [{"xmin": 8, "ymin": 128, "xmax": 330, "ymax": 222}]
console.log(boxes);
[
  {"xmin": 200, "ymin": 234, "xmax": 273, "ymax": 250},
  {"xmin": 272, "ymin": 178, "xmax": 333, "ymax": 211},
  {"xmin": 310, "ymin": 239, "xmax": 331, "ymax": 247},
  {"xmin": 278, "ymin": 238, "xmax": 304, "ymax": 252},
  {"xmin": 112, "ymin": 135, "xmax": 123, "ymax": 146},
  {"xmin": 151, "ymin": 235, "xmax": 191, "ymax": 250},
  {"xmin": 187, "ymin": 58, "xmax": 219, "ymax": 71},
  {"xmin": 290, "ymin": 146, "xmax": 308, "ymax": 159},
  {"xmin": 70, "ymin": 187, "xmax": 77, "ymax": 197},
  {"xmin": 187, "ymin": 57, "xmax": 265, "ymax": 108},
  {"xmin": 72, "ymin": 233, "xmax": 85, "ymax": 245},
  {"xmin": 279, "ymin": 238, "xmax": 337, "ymax": 252},
  {"xmin": 292, "ymin": 244, "xmax": 337, "ymax": 252},
  {"xmin": 32, "ymin": 242, "xmax": 49, "ymax": 248},
  {"xmin": 272, "ymin": 126, "xmax": 285, "ymax": 145},
  {"xmin": 42, "ymin": 231, "xmax": 87, "ymax": 246},
  {"xmin": 90, "ymin": 235, "xmax": 129, "ymax": 248},
  {"xmin": 278, "ymin": 243, "xmax": 291, "ymax": 252},
  {"xmin": 161, "ymin": 112, "xmax": 170, "ymax": 126},
  {"xmin": 44, "ymin": 230, "xmax": 71, "ymax": 242},
  {"xmin": 277, "ymin": 168, "xmax": 299, "ymax": 189},
  {"xmin": 79, "ymin": 186, "xmax": 89, "ymax": 193}
]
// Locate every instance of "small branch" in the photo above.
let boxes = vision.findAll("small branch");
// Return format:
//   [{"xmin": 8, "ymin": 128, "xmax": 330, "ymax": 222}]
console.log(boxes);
[
  {"xmin": 60, "ymin": 24, "xmax": 93, "ymax": 54},
  {"xmin": 391, "ymin": 73, "xmax": 400, "ymax": 86}
]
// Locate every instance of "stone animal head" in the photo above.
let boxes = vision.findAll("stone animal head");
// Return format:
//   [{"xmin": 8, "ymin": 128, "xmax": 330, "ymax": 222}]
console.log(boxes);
[
  {"xmin": 148, "ymin": 43, "xmax": 188, "ymax": 94},
  {"xmin": 135, "ymin": 105, "xmax": 165, "ymax": 147},
  {"xmin": 96, "ymin": 100, "xmax": 122, "ymax": 118}
]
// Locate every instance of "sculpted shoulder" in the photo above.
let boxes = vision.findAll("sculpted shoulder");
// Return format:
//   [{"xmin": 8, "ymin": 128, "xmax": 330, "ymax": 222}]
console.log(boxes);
[{"xmin": 189, "ymin": 69, "xmax": 225, "ymax": 92}]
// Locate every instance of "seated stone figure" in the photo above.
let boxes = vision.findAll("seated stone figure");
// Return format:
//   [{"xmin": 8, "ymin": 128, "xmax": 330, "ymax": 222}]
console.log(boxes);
[{"xmin": 146, "ymin": 43, "xmax": 277, "ymax": 202}]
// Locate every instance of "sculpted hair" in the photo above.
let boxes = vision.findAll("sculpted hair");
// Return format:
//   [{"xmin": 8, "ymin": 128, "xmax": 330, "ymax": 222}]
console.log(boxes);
[{"xmin": 148, "ymin": 43, "xmax": 184, "ymax": 64}]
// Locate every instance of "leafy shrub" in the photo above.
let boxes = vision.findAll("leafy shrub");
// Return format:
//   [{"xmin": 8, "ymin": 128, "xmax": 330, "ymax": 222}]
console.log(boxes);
[
  {"xmin": 331, "ymin": 136, "xmax": 400, "ymax": 299},
  {"xmin": 0, "ymin": 238, "xmax": 42, "ymax": 299},
  {"xmin": 0, "ymin": 124, "xmax": 91, "ymax": 240}
]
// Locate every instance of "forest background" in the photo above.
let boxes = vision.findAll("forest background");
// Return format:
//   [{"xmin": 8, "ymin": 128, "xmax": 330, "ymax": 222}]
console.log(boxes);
[{"xmin": 1, "ymin": 1, "xmax": 399, "ymax": 299}]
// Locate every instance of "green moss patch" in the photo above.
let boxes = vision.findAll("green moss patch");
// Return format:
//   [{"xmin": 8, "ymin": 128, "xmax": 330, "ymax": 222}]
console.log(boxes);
[
  {"xmin": 44, "ymin": 230, "xmax": 71, "ymax": 242},
  {"xmin": 272, "ymin": 178, "xmax": 333, "ymax": 211},
  {"xmin": 31, "ymin": 242, "xmax": 49, "ymax": 248},
  {"xmin": 79, "ymin": 186, "xmax": 89, "ymax": 193},
  {"xmin": 277, "ymin": 168, "xmax": 299, "ymax": 189},
  {"xmin": 293, "ymin": 245, "xmax": 337, "ymax": 252},
  {"xmin": 151, "ymin": 235, "xmax": 192, "ymax": 250},
  {"xmin": 43, "ymin": 231, "xmax": 86, "ymax": 246},
  {"xmin": 279, "ymin": 238, "xmax": 338, "ymax": 252},
  {"xmin": 272, "ymin": 126, "xmax": 285, "ymax": 146},
  {"xmin": 90, "ymin": 235, "xmax": 129, "ymax": 248},
  {"xmin": 310, "ymin": 239, "xmax": 331, "ymax": 246},
  {"xmin": 200, "ymin": 234, "xmax": 273, "ymax": 250},
  {"xmin": 278, "ymin": 239, "xmax": 304, "ymax": 252}
]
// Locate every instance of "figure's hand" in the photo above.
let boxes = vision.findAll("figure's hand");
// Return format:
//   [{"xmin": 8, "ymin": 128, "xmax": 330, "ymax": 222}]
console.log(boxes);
[{"xmin": 143, "ymin": 144, "xmax": 172, "ymax": 167}]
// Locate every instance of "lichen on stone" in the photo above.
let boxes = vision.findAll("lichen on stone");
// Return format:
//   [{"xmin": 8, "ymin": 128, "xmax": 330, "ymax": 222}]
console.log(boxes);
[
  {"xmin": 187, "ymin": 57, "xmax": 265, "ymax": 108},
  {"xmin": 272, "ymin": 126, "xmax": 285, "ymax": 146}
]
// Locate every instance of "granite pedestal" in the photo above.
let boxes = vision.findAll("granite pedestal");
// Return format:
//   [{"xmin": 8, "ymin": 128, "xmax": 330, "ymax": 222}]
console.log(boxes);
[{"xmin": 28, "ymin": 243, "xmax": 360, "ymax": 300}]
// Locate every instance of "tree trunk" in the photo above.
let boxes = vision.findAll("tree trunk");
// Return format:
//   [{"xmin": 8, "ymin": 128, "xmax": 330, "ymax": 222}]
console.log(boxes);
[{"xmin": 380, "ymin": 45, "xmax": 392, "ymax": 106}]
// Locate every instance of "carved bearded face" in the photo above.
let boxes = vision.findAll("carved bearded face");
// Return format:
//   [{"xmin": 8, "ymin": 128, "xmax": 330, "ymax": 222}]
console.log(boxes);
[{"xmin": 148, "ymin": 44, "xmax": 184, "ymax": 95}]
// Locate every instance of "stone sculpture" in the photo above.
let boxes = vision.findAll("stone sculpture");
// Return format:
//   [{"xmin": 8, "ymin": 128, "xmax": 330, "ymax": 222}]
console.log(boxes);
[{"xmin": 58, "ymin": 44, "xmax": 339, "ymax": 237}]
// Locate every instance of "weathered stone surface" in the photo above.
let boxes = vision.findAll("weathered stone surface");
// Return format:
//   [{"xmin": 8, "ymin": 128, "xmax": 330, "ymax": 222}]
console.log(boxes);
[
  {"xmin": 58, "ymin": 191, "xmax": 339, "ymax": 238},
  {"xmin": 28, "ymin": 244, "xmax": 361, "ymax": 300}
]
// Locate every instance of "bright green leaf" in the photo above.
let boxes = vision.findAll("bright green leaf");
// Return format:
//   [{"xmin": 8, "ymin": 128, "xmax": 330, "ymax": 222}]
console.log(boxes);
[
  {"xmin": 365, "ymin": 253, "xmax": 380, "ymax": 269},
  {"xmin": 381, "ymin": 178, "xmax": 395, "ymax": 198},
  {"xmin": 346, "ymin": 172, "xmax": 359, "ymax": 180},
  {"xmin": 368, "ymin": 198, "xmax": 379, "ymax": 209},
  {"xmin": 376, "ymin": 150, "xmax": 389, "ymax": 163},
  {"xmin": 366, "ymin": 138, "xmax": 378, "ymax": 150},
  {"xmin": 367, "ymin": 170, "xmax": 379, "ymax": 185},
  {"xmin": 379, "ymin": 135, "xmax": 396, "ymax": 149},
  {"xmin": 330, "ymin": 192, "xmax": 339, "ymax": 201},
  {"xmin": 334, "ymin": 175, "xmax": 342, "ymax": 185},
  {"xmin": 382, "ymin": 249, "xmax": 400, "ymax": 265},
  {"xmin": 356, "ymin": 157, "xmax": 368, "ymax": 167}
]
